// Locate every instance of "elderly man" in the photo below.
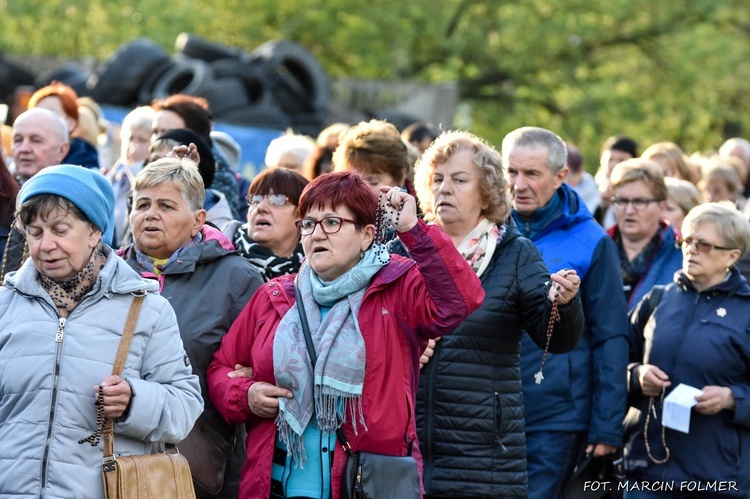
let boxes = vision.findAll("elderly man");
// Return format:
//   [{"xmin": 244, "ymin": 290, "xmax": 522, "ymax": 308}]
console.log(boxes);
[
  {"xmin": 503, "ymin": 127, "xmax": 628, "ymax": 499},
  {"xmin": 11, "ymin": 108, "xmax": 69, "ymax": 184},
  {"xmin": 2, "ymin": 108, "xmax": 71, "ymax": 278},
  {"xmin": 27, "ymin": 83, "xmax": 99, "ymax": 169}
]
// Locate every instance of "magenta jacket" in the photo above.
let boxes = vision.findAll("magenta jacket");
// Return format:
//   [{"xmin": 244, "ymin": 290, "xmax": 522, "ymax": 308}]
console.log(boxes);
[{"xmin": 207, "ymin": 220, "xmax": 484, "ymax": 499}]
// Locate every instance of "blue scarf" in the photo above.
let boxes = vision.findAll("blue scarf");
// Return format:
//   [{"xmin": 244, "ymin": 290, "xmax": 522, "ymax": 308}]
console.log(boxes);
[{"xmin": 273, "ymin": 245, "xmax": 388, "ymax": 466}]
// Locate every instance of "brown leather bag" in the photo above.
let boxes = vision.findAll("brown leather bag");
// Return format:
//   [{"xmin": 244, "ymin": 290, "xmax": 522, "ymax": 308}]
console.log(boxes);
[{"xmin": 99, "ymin": 294, "xmax": 197, "ymax": 499}]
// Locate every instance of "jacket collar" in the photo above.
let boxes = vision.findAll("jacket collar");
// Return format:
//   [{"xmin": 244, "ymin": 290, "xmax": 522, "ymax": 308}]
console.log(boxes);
[
  {"xmin": 6, "ymin": 245, "xmax": 157, "ymax": 299},
  {"xmin": 677, "ymin": 266, "xmax": 750, "ymax": 296}
]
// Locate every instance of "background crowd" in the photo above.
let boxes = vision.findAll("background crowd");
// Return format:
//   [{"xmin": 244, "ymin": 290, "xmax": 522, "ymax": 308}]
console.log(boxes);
[{"xmin": 0, "ymin": 78, "xmax": 749, "ymax": 499}]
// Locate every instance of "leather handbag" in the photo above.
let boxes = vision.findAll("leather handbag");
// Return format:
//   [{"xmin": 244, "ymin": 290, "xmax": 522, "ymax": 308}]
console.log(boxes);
[
  {"xmin": 294, "ymin": 278, "xmax": 420, "ymax": 499},
  {"xmin": 98, "ymin": 294, "xmax": 197, "ymax": 499},
  {"xmin": 176, "ymin": 414, "xmax": 235, "ymax": 496}
]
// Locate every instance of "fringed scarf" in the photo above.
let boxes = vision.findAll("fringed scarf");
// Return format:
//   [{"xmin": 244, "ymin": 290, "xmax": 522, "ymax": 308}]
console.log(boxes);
[{"xmin": 273, "ymin": 245, "xmax": 388, "ymax": 466}]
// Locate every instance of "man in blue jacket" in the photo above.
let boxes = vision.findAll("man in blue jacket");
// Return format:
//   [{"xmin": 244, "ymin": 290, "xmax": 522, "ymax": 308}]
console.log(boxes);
[{"xmin": 503, "ymin": 127, "xmax": 629, "ymax": 499}]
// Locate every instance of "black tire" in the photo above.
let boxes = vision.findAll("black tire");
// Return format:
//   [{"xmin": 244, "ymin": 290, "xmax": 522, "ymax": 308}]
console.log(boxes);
[
  {"xmin": 195, "ymin": 77, "xmax": 251, "ymax": 118},
  {"xmin": 210, "ymin": 58, "xmax": 273, "ymax": 106},
  {"xmin": 0, "ymin": 58, "xmax": 35, "ymax": 102},
  {"xmin": 88, "ymin": 38, "xmax": 170, "ymax": 106},
  {"xmin": 35, "ymin": 63, "xmax": 87, "ymax": 88},
  {"xmin": 218, "ymin": 105, "xmax": 290, "ymax": 130},
  {"xmin": 250, "ymin": 40, "xmax": 329, "ymax": 115},
  {"xmin": 150, "ymin": 57, "xmax": 215, "ymax": 100},
  {"xmin": 136, "ymin": 60, "xmax": 177, "ymax": 105},
  {"xmin": 175, "ymin": 33, "xmax": 247, "ymax": 62}
]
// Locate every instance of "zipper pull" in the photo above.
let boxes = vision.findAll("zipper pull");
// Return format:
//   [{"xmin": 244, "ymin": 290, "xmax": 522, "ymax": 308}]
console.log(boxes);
[{"xmin": 55, "ymin": 318, "xmax": 66, "ymax": 343}]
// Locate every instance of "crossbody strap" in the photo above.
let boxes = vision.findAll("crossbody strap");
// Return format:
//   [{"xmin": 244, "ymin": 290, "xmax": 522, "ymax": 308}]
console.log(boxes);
[{"xmin": 102, "ymin": 294, "xmax": 146, "ymax": 461}]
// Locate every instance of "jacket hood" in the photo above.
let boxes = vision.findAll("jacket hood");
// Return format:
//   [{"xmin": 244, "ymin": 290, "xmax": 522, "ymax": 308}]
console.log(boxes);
[
  {"xmin": 4, "ymin": 245, "xmax": 157, "ymax": 298},
  {"xmin": 64, "ymin": 137, "xmax": 100, "ymax": 170}
]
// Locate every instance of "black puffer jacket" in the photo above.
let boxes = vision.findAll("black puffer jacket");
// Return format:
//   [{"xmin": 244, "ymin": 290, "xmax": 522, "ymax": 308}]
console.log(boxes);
[{"xmin": 416, "ymin": 220, "xmax": 584, "ymax": 498}]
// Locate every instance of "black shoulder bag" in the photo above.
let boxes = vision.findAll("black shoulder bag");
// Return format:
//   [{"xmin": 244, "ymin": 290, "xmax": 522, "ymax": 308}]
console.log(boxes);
[{"xmin": 293, "ymin": 276, "xmax": 419, "ymax": 499}]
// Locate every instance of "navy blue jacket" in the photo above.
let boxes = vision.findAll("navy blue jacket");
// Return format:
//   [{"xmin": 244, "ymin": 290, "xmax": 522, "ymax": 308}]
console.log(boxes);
[
  {"xmin": 513, "ymin": 184, "xmax": 628, "ymax": 447},
  {"xmin": 607, "ymin": 221, "xmax": 683, "ymax": 311},
  {"xmin": 624, "ymin": 268, "xmax": 750, "ymax": 497},
  {"xmin": 63, "ymin": 137, "xmax": 99, "ymax": 170}
]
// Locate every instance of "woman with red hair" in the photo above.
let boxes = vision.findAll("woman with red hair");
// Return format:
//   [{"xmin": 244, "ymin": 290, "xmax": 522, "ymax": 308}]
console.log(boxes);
[{"xmin": 208, "ymin": 171, "xmax": 484, "ymax": 499}]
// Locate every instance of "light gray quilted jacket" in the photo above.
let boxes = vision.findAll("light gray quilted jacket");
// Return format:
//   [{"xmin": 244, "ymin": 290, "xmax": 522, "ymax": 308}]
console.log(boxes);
[{"xmin": 0, "ymin": 247, "xmax": 203, "ymax": 498}]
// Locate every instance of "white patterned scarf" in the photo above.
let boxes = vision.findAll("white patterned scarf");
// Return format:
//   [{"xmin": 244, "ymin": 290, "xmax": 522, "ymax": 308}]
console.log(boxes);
[{"xmin": 456, "ymin": 217, "xmax": 505, "ymax": 277}]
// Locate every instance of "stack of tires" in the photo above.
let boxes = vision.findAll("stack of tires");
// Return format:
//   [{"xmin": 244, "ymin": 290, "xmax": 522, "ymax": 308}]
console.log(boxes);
[{"xmin": 83, "ymin": 34, "xmax": 329, "ymax": 135}]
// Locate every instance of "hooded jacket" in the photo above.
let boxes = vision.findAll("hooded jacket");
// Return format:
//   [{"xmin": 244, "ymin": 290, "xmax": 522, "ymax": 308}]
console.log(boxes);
[
  {"xmin": 624, "ymin": 268, "xmax": 750, "ymax": 497},
  {"xmin": 207, "ymin": 220, "xmax": 484, "ymax": 499},
  {"xmin": 121, "ymin": 225, "xmax": 263, "ymax": 498},
  {"xmin": 416, "ymin": 219, "xmax": 585, "ymax": 498},
  {"xmin": 63, "ymin": 137, "xmax": 100, "ymax": 170},
  {"xmin": 514, "ymin": 184, "xmax": 628, "ymax": 446},
  {"xmin": 0, "ymin": 246, "xmax": 203, "ymax": 498}
]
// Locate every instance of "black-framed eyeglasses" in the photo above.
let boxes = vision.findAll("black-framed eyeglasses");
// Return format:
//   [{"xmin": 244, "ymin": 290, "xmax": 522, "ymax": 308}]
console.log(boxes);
[
  {"xmin": 679, "ymin": 236, "xmax": 736, "ymax": 253},
  {"xmin": 295, "ymin": 217, "xmax": 357, "ymax": 235},
  {"xmin": 245, "ymin": 193, "xmax": 290, "ymax": 207},
  {"xmin": 611, "ymin": 197, "xmax": 659, "ymax": 210}
]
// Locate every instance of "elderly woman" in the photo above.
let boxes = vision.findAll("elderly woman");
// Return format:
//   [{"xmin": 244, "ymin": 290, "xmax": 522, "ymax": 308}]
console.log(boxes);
[
  {"xmin": 222, "ymin": 167, "xmax": 309, "ymax": 281},
  {"xmin": 207, "ymin": 171, "xmax": 484, "ymax": 499},
  {"xmin": 608, "ymin": 158, "xmax": 683, "ymax": 310},
  {"xmin": 624, "ymin": 202, "xmax": 750, "ymax": 498},
  {"xmin": 663, "ymin": 177, "xmax": 702, "ymax": 233},
  {"xmin": 119, "ymin": 157, "xmax": 263, "ymax": 498},
  {"xmin": 412, "ymin": 131, "xmax": 584, "ymax": 498},
  {"xmin": 0, "ymin": 165, "xmax": 202, "ymax": 497}
]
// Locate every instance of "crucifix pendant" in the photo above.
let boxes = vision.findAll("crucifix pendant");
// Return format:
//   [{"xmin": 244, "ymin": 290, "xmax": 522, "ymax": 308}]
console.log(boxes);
[{"xmin": 534, "ymin": 370, "xmax": 544, "ymax": 384}]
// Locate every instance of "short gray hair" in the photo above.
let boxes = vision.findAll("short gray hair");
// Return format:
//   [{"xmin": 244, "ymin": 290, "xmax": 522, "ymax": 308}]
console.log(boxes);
[
  {"xmin": 133, "ymin": 157, "xmax": 205, "ymax": 211},
  {"xmin": 14, "ymin": 108, "xmax": 69, "ymax": 144},
  {"xmin": 682, "ymin": 202, "xmax": 750, "ymax": 257},
  {"xmin": 719, "ymin": 138, "xmax": 750, "ymax": 164},
  {"xmin": 501, "ymin": 126, "xmax": 567, "ymax": 173}
]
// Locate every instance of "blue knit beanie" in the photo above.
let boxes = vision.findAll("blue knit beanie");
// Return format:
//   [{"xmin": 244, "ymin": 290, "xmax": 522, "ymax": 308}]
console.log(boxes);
[{"xmin": 18, "ymin": 165, "xmax": 115, "ymax": 246}]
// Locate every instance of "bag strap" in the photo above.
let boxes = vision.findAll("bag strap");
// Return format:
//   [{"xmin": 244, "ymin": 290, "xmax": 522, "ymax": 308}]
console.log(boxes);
[
  {"xmin": 102, "ymin": 294, "xmax": 146, "ymax": 463},
  {"xmin": 293, "ymin": 276, "xmax": 353, "ymax": 455}
]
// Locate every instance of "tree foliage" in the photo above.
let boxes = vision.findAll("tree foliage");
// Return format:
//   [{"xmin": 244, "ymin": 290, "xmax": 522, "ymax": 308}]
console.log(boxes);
[{"xmin": 0, "ymin": 0, "xmax": 747, "ymax": 168}]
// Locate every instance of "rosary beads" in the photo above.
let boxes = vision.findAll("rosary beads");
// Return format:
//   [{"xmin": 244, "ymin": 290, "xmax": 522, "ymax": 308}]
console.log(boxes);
[{"xmin": 78, "ymin": 385, "xmax": 106, "ymax": 446}]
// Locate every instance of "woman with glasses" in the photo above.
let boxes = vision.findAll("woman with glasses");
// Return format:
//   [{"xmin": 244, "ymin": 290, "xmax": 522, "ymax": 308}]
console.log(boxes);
[
  {"xmin": 607, "ymin": 158, "xmax": 683, "ymax": 310},
  {"xmin": 222, "ymin": 168, "xmax": 309, "ymax": 282},
  {"xmin": 623, "ymin": 202, "xmax": 750, "ymax": 498},
  {"xmin": 207, "ymin": 170, "xmax": 484, "ymax": 499},
  {"xmin": 120, "ymin": 157, "xmax": 263, "ymax": 498}
]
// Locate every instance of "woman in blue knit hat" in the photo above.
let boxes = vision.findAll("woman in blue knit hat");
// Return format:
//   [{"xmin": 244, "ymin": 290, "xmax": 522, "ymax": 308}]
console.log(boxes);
[{"xmin": 0, "ymin": 164, "xmax": 203, "ymax": 497}]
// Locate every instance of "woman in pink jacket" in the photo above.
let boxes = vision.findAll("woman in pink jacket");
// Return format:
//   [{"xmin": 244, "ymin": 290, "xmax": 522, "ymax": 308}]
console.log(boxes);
[{"xmin": 208, "ymin": 171, "xmax": 483, "ymax": 499}]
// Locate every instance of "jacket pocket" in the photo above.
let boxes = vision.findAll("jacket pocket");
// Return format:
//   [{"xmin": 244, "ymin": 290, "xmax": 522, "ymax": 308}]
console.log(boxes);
[{"xmin": 493, "ymin": 392, "xmax": 507, "ymax": 452}]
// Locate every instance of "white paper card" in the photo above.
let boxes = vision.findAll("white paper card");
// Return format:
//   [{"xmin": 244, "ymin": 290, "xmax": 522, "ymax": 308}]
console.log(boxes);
[{"xmin": 662, "ymin": 383, "xmax": 703, "ymax": 434}]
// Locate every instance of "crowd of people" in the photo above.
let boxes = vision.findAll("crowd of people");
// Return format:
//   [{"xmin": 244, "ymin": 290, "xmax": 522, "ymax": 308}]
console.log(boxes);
[{"xmin": 0, "ymin": 81, "xmax": 749, "ymax": 499}]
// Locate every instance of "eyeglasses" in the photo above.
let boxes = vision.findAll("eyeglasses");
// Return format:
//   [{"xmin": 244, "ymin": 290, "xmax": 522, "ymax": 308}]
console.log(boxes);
[
  {"xmin": 611, "ymin": 197, "xmax": 659, "ymax": 210},
  {"xmin": 680, "ymin": 236, "xmax": 735, "ymax": 253},
  {"xmin": 295, "ymin": 217, "xmax": 357, "ymax": 235},
  {"xmin": 245, "ymin": 193, "xmax": 290, "ymax": 207}
]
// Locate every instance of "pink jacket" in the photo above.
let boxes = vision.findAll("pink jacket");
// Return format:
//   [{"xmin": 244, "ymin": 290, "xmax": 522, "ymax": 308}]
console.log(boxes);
[{"xmin": 207, "ymin": 220, "xmax": 484, "ymax": 499}]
